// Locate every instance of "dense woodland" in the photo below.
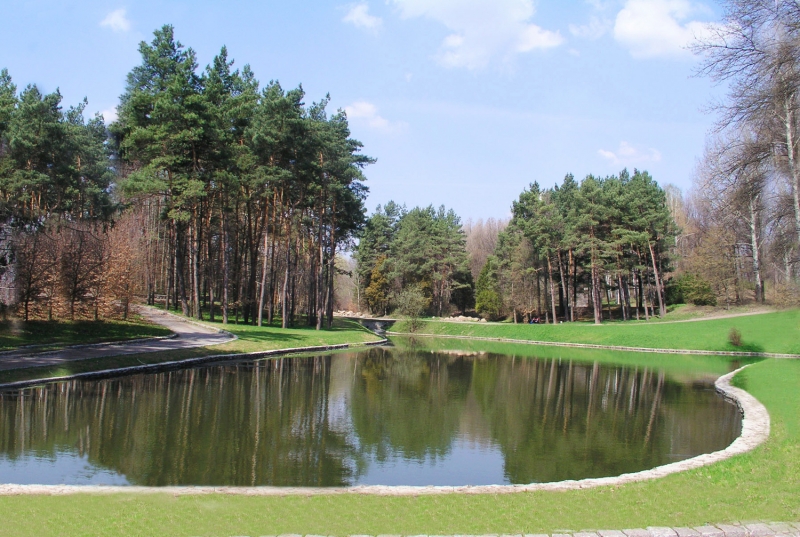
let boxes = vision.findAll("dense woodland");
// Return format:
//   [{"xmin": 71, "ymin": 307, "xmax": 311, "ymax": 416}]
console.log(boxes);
[
  {"xmin": 1, "ymin": 26, "xmax": 371, "ymax": 328},
  {"xmin": 2, "ymin": 1, "xmax": 800, "ymax": 327}
]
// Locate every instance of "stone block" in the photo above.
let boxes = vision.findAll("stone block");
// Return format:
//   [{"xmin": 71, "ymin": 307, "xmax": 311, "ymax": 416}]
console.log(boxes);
[
  {"xmin": 716, "ymin": 525, "xmax": 749, "ymax": 537},
  {"xmin": 575, "ymin": 532, "xmax": 600, "ymax": 537},
  {"xmin": 648, "ymin": 527, "xmax": 677, "ymax": 537},
  {"xmin": 523, "ymin": 534, "xmax": 550, "ymax": 537},
  {"xmin": 553, "ymin": 533, "xmax": 574, "ymax": 537},
  {"xmin": 674, "ymin": 528, "xmax": 701, "ymax": 537},
  {"xmin": 694, "ymin": 526, "xmax": 725, "ymax": 537},
  {"xmin": 745, "ymin": 524, "xmax": 775, "ymax": 537},
  {"xmin": 598, "ymin": 531, "xmax": 626, "ymax": 537},
  {"xmin": 766, "ymin": 523, "xmax": 795, "ymax": 535},
  {"xmin": 624, "ymin": 529, "xmax": 653, "ymax": 537}
]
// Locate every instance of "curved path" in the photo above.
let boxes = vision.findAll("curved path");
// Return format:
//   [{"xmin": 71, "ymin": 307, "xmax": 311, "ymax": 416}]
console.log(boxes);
[{"xmin": 0, "ymin": 307, "xmax": 233, "ymax": 372}]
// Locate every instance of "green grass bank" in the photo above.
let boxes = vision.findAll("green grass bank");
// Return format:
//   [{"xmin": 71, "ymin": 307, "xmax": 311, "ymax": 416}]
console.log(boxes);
[
  {"xmin": 0, "ymin": 317, "xmax": 382, "ymax": 385},
  {"xmin": 0, "ymin": 318, "xmax": 172, "ymax": 352},
  {"xmin": 391, "ymin": 309, "xmax": 800, "ymax": 355}
]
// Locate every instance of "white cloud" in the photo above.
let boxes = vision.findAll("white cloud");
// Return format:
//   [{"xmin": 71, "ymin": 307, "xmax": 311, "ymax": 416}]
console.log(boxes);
[
  {"xmin": 100, "ymin": 8, "xmax": 131, "ymax": 33},
  {"xmin": 343, "ymin": 3, "xmax": 383, "ymax": 33},
  {"xmin": 613, "ymin": 0, "xmax": 716, "ymax": 59},
  {"xmin": 100, "ymin": 108, "xmax": 118, "ymax": 124},
  {"xmin": 569, "ymin": 16, "xmax": 612, "ymax": 40},
  {"xmin": 345, "ymin": 101, "xmax": 405, "ymax": 132},
  {"xmin": 598, "ymin": 141, "xmax": 662, "ymax": 166},
  {"xmin": 390, "ymin": 0, "xmax": 563, "ymax": 70}
]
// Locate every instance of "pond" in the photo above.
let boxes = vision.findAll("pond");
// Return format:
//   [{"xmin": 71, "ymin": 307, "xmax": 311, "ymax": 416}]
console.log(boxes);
[{"xmin": 0, "ymin": 342, "xmax": 742, "ymax": 487}]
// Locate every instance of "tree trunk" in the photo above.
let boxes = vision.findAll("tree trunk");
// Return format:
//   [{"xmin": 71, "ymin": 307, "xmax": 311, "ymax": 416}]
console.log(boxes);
[
  {"xmin": 647, "ymin": 241, "xmax": 666, "ymax": 317},
  {"xmin": 547, "ymin": 255, "xmax": 558, "ymax": 324},
  {"xmin": 783, "ymin": 97, "xmax": 800, "ymax": 268},
  {"xmin": 748, "ymin": 195, "xmax": 764, "ymax": 302},
  {"xmin": 222, "ymin": 206, "xmax": 230, "ymax": 324},
  {"xmin": 557, "ymin": 250, "xmax": 568, "ymax": 320}
]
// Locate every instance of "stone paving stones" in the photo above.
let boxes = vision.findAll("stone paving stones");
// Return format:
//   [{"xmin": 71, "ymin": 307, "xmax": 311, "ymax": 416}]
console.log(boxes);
[
  {"xmin": 648, "ymin": 528, "xmax": 678, "ymax": 537},
  {"xmin": 747, "ymin": 524, "xmax": 776, "ymax": 537},
  {"xmin": 766, "ymin": 524, "xmax": 793, "ymax": 533},
  {"xmin": 695, "ymin": 526, "xmax": 726, "ymax": 537},
  {"xmin": 715, "ymin": 526, "xmax": 748, "ymax": 537},
  {"xmin": 623, "ymin": 529, "xmax": 653, "ymax": 537},
  {"xmin": 598, "ymin": 531, "xmax": 627, "ymax": 537},
  {"xmin": 227, "ymin": 524, "xmax": 800, "ymax": 537}
]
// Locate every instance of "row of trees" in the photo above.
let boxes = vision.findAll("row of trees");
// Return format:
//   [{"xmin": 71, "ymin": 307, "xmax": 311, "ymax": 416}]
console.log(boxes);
[
  {"xmin": 678, "ymin": 0, "xmax": 800, "ymax": 305},
  {"xmin": 475, "ymin": 171, "xmax": 675, "ymax": 324},
  {"xmin": 113, "ymin": 26, "xmax": 371, "ymax": 329},
  {"xmin": 0, "ymin": 68, "xmax": 121, "ymax": 319},
  {"xmin": 354, "ymin": 202, "xmax": 473, "ymax": 317},
  {"xmin": 1, "ymin": 25, "xmax": 373, "ymax": 326}
]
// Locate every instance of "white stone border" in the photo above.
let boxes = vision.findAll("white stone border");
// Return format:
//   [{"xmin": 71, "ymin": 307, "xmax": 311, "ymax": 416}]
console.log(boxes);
[{"xmin": 0, "ymin": 364, "xmax": 770, "ymax": 496}]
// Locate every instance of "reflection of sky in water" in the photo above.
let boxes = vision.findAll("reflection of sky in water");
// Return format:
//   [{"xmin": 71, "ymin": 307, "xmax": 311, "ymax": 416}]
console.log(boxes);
[
  {"xmin": 0, "ymin": 350, "xmax": 741, "ymax": 487},
  {"xmin": 0, "ymin": 452, "xmax": 129, "ymax": 485},
  {"xmin": 355, "ymin": 436, "xmax": 506, "ymax": 486}
]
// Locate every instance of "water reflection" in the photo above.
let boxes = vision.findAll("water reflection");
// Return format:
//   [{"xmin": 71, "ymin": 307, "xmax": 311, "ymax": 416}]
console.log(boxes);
[{"xmin": 0, "ymin": 347, "xmax": 741, "ymax": 486}]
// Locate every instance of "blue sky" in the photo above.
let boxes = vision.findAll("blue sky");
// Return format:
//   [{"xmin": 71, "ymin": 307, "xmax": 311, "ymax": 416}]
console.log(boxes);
[{"xmin": 1, "ymin": 0, "xmax": 725, "ymax": 220}]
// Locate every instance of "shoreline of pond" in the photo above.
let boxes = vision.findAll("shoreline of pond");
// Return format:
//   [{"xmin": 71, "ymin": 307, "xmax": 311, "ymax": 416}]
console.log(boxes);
[{"xmin": 0, "ymin": 361, "xmax": 768, "ymax": 495}]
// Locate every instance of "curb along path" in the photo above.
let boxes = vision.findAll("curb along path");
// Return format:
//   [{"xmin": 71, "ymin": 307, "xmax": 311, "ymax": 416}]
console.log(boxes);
[{"xmin": 187, "ymin": 523, "xmax": 800, "ymax": 537}]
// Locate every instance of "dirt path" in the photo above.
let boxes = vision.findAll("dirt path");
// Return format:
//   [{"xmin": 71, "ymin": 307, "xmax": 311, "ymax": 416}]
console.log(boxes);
[
  {"xmin": 622, "ymin": 309, "xmax": 776, "ymax": 326},
  {"xmin": 0, "ymin": 307, "xmax": 233, "ymax": 372}
]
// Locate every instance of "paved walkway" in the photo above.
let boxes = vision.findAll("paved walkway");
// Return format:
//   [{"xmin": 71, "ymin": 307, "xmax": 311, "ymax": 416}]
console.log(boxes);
[
  {"xmin": 0, "ymin": 307, "xmax": 233, "ymax": 372},
  {"xmin": 185, "ymin": 524, "xmax": 800, "ymax": 537}
]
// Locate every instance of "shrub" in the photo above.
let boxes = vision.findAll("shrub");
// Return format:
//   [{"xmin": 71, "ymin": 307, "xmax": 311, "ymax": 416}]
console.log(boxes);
[
  {"xmin": 668, "ymin": 273, "xmax": 717, "ymax": 307},
  {"xmin": 394, "ymin": 285, "xmax": 430, "ymax": 332},
  {"xmin": 729, "ymin": 327, "xmax": 742, "ymax": 347}
]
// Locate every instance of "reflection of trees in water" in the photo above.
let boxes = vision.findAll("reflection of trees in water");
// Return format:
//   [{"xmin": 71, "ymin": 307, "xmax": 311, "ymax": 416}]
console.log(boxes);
[
  {"xmin": 0, "ymin": 357, "xmax": 363, "ymax": 486},
  {"xmin": 0, "ymin": 350, "xmax": 742, "ymax": 486},
  {"xmin": 470, "ymin": 356, "xmax": 742, "ymax": 483},
  {"xmin": 346, "ymin": 351, "xmax": 740, "ymax": 483},
  {"xmin": 349, "ymin": 347, "xmax": 471, "ymax": 461}
]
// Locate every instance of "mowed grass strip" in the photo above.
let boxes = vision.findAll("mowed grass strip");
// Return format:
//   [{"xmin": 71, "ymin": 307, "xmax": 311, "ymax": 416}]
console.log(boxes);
[
  {"xmin": 0, "ymin": 358, "xmax": 797, "ymax": 536},
  {"xmin": 0, "ymin": 318, "xmax": 382, "ymax": 385},
  {"xmin": 392, "ymin": 309, "xmax": 800, "ymax": 355},
  {"xmin": 0, "ymin": 318, "xmax": 172, "ymax": 352}
]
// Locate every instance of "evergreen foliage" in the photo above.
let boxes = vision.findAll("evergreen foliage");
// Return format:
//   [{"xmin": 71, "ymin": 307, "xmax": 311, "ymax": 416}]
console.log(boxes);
[
  {"xmin": 491, "ymin": 170, "xmax": 675, "ymax": 323},
  {"xmin": 355, "ymin": 203, "xmax": 472, "ymax": 316}
]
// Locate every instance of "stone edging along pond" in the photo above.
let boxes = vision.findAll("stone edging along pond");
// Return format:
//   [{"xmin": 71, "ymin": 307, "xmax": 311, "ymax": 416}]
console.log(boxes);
[
  {"xmin": 0, "ymin": 362, "xmax": 770, "ymax": 496},
  {"xmin": 0, "ymin": 338, "xmax": 387, "ymax": 392}
]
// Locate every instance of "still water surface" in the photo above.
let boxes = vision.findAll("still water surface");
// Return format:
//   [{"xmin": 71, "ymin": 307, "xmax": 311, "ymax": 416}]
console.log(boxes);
[{"xmin": 0, "ymin": 345, "xmax": 741, "ymax": 486}]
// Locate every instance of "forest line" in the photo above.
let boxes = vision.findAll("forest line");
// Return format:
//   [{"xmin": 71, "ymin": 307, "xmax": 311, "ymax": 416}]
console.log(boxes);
[{"xmin": 1, "ymin": 1, "xmax": 800, "ymax": 328}]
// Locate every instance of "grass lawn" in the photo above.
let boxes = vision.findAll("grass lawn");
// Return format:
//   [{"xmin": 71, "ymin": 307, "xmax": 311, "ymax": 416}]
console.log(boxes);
[
  {"xmin": 0, "ymin": 357, "xmax": 797, "ymax": 536},
  {"xmin": 0, "ymin": 317, "xmax": 383, "ymax": 385},
  {"xmin": 0, "ymin": 317, "xmax": 172, "ymax": 352},
  {"xmin": 392, "ymin": 309, "xmax": 800, "ymax": 355}
]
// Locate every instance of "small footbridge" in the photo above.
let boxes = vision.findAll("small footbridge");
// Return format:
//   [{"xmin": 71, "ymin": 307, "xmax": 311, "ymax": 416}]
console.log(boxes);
[{"xmin": 336, "ymin": 314, "xmax": 397, "ymax": 334}]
